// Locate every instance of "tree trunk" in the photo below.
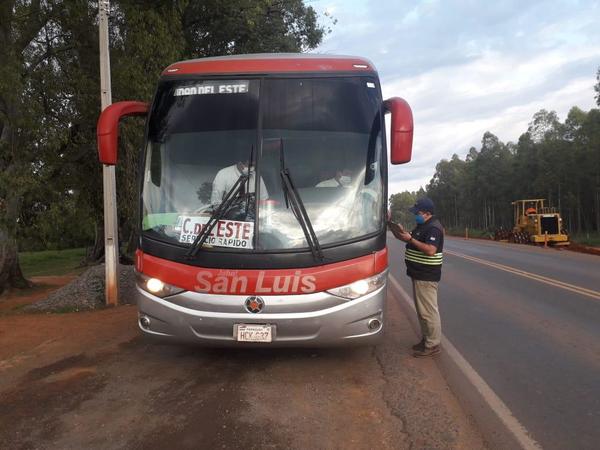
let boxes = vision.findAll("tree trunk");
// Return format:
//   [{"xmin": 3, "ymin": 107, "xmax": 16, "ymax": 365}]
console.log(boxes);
[
  {"xmin": 0, "ymin": 188, "xmax": 30, "ymax": 293},
  {"xmin": 125, "ymin": 227, "xmax": 138, "ymax": 261},
  {"xmin": 0, "ymin": 119, "xmax": 30, "ymax": 293},
  {"xmin": 594, "ymin": 174, "xmax": 600, "ymax": 232},
  {"xmin": 85, "ymin": 220, "xmax": 105, "ymax": 263},
  {"xmin": 569, "ymin": 208, "xmax": 574, "ymax": 234},
  {"xmin": 577, "ymin": 187, "xmax": 582, "ymax": 233},
  {"xmin": 454, "ymin": 194, "xmax": 458, "ymax": 229},
  {"xmin": 483, "ymin": 199, "xmax": 487, "ymax": 229},
  {"xmin": 0, "ymin": 229, "xmax": 30, "ymax": 294},
  {"xmin": 596, "ymin": 188, "xmax": 600, "ymax": 233}
]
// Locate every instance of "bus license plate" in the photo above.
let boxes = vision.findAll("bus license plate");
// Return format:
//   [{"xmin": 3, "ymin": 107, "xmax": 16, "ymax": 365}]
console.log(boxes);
[{"xmin": 235, "ymin": 324, "xmax": 274, "ymax": 342}]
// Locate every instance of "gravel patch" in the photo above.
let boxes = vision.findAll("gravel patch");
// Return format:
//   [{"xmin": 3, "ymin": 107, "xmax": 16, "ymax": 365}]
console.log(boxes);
[{"xmin": 26, "ymin": 264, "xmax": 137, "ymax": 313}]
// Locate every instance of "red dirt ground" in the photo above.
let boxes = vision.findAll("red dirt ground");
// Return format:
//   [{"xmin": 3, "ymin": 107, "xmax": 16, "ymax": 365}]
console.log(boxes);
[
  {"xmin": 0, "ymin": 277, "xmax": 139, "ymax": 388},
  {"xmin": 0, "ymin": 275, "xmax": 77, "ymax": 314}
]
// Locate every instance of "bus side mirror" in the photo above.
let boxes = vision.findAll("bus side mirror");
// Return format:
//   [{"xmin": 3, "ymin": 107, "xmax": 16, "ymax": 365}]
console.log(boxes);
[
  {"xmin": 384, "ymin": 97, "xmax": 413, "ymax": 165},
  {"xmin": 97, "ymin": 101, "xmax": 149, "ymax": 165}
]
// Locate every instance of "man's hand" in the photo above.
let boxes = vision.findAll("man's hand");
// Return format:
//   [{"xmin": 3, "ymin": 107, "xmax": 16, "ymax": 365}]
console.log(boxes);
[
  {"xmin": 396, "ymin": 230, "xmax": 412, "ymax": 242},
  {"xmin": 388, "ymin": 222, "xmax": 412, "ymax": 242}
]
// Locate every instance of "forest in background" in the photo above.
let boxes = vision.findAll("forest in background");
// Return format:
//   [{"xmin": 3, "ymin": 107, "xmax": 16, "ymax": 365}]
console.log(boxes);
[
  {"xmin": 390, "ymin": 71, "xmax": 600, "ymax": 240},
  {"xmin": 0, "ymin": 0, "xmax": 328, "ymax": 293}
]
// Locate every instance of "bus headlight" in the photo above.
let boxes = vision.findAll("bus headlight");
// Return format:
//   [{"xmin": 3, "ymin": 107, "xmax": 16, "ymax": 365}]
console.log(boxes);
[
  {"xmin": 146, "ymin": 278, "xmax": 164, "ymax": 293},
  {"xmin": 136, "ymin": 272, "xmax": 185, "ymax": 298},
  {"xmin": 326, "ymin": 270, "xmax": 387, "ymax": 300}
]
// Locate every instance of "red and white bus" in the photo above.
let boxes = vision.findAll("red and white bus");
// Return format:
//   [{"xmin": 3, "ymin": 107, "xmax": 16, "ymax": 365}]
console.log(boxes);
[{"xmin": 97, "ymin": 54, "xmax": 413, "ymax": 346}]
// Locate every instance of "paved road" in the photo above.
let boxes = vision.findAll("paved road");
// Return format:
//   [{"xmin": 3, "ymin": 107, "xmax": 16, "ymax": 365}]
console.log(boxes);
[{"xmin": 388, "ymin": 235, "xmax": 600, "ymax": 450}]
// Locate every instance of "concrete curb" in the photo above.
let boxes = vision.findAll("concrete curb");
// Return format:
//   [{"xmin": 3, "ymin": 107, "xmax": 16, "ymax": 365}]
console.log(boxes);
[{"xmin": 389, "ymin": 275, "xmax": 541, "ymax": 450}]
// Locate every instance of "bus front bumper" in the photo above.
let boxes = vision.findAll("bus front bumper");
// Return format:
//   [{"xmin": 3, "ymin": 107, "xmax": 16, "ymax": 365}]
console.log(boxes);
[{"xmin": 135, "ymin": 286, "xmax": 385, "ymax": 347}]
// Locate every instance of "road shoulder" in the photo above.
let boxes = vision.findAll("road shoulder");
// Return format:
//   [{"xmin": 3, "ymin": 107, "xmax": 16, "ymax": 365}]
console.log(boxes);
[
  {"xmin": 380, "ymin": 286, "xmax": 488, "ymax": 449},
  {"xmin": 0, "ymin": 293, "xmax": 487, "ymax": 449}
]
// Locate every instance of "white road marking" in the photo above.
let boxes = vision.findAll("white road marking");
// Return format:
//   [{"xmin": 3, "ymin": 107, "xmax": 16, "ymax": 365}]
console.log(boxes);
[
  {"xmin": 389, "ymin": 274, "xmax": 542, "ymax": 450},
  {"xmin": 445, "ymin": 249, "xmax": 600, "ymax": 301}
]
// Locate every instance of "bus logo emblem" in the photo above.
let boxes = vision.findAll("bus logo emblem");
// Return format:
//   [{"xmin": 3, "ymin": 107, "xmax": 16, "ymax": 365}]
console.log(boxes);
[{"xmin": 245, "ymin": 296, "xmax": 264, "ymax": 313}]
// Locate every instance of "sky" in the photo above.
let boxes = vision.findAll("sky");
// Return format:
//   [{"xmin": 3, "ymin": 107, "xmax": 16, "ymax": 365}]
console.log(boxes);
[{"xmin": 310, "ymin": 0, "xmax": 600, "ymax": 194}]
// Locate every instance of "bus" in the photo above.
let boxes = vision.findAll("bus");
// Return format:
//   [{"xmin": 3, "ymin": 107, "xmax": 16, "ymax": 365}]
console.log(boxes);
[{"xmin": 97, "ymin": 54, "xmax": 413, "ymax": 346}]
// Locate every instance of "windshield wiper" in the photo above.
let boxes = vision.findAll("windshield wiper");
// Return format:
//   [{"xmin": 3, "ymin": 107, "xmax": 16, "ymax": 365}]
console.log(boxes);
[
  {"xmin": 186, "ymin": 145, "xmax": 254, "ymax": 258},
  {"xmin": 278, "ymin": 138, "xmax": 324, "ymax": 261}
]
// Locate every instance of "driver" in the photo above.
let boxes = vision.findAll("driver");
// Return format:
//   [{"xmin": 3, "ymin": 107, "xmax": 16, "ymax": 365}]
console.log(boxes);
[{"xmin": 211, "ymin": 160, "xmax": 268, "ymax": 205}]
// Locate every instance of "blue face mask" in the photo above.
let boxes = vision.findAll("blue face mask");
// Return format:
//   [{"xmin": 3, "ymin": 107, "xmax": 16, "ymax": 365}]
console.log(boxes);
[{"xmin": 415, "ymin": 214, "xmax": 425, "ymax": 225}]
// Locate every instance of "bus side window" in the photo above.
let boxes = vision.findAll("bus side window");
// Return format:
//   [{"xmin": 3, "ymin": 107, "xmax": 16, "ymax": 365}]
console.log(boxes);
[{"xmin": 150, "ymin": 143, "xmax": 162, "ymax": 186}]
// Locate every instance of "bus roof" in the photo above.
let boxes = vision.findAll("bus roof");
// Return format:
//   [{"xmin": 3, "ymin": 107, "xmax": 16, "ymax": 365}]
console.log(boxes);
[{"xmin": 162, "ymin": 53, "xmax": 377, "ymax": 77}]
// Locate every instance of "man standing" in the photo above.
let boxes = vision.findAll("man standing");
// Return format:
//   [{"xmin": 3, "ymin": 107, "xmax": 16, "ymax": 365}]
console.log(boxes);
[{"xmin": 390, "ymin": 197, "xmax": 444, "ymax": 357}]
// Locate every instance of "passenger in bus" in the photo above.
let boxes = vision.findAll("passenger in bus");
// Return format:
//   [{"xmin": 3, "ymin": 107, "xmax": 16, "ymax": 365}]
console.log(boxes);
[
  {"xmin": 316, "ymin": 168, "xmax": 353, "ymax": 187},
  {"xmin": 211, "ymin": 160, "xmax": 268, "ymax": 205}
]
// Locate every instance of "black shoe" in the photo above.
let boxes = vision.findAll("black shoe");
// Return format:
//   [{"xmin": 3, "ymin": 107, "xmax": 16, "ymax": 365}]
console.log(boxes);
[
  {"xmin": 412, "ymin": 338, "xmax": 425, "ymax": 351},
  {"xmin": 413, "ymin": 345, "xmax": 441, "ymax": 358}
]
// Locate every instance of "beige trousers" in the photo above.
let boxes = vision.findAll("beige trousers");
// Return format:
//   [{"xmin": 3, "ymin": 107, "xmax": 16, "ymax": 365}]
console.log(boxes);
[{"xmin": 411, "ymin": 280, "xmax": 441, "ymax": 347}]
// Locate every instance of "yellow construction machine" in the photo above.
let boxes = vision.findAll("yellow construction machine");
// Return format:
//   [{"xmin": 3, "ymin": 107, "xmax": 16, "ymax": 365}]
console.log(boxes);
[{"xmin": 495, "ymin": 199, "xmax": 569, "ymax": 246}]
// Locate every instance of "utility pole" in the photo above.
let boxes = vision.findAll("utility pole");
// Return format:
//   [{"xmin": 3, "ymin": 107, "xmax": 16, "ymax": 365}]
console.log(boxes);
[{"xmin": 99, "ymin": 0, "xmax": 119, "ymax": 306}]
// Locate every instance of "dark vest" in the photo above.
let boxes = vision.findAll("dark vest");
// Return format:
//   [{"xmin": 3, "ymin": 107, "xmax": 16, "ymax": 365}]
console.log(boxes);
[{"xmin": 405, "ymin": 217, "xmax": 444, "ymax": 282}]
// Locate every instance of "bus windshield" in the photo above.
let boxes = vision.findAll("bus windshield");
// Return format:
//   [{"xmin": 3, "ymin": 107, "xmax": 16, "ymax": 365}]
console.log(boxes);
[{"xmin": 142, "ymin": 76, "xmax": 384, "ymax": 253}]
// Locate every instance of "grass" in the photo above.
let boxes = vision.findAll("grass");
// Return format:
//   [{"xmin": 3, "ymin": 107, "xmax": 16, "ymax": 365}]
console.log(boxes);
[
  {"xmin": 18, "ymin": 248, "xmax": 87, "ymax": 278},
  {"xmin": 445, "ymin": 228, "xmax": 494, "ymax": 240},
  {"xmin": 569, "ymin": 233, "xmax": 600, "ymax": 247}
]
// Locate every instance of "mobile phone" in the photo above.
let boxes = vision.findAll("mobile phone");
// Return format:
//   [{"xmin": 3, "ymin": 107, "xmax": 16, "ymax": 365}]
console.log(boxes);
[{"xmin": 387, "ymin": 221, "xmax": 404, "ymax": 233}]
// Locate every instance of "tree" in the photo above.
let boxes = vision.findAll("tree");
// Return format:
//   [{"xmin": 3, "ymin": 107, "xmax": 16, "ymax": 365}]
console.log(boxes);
[
  {"xmin": 528, "ymin": 109, "xmax": 561, "ymax": 143},
  {"xmin": 0, "ymin": 0, "xmax": 329, "ymax": 293},
  {"xmin": 427, "ymin": 154, "xmax": 465, "ymax": 229},
  {"xmin": 419, "ymin": 104, "xmax": 600, "ymax": 235},
  {"xmin": 0, "ymin": 0, "xmax": 57, "ymax": 293},
  {"xmin": 389, "ymin": 191, "xmax": 418, "ymax": 228},
  {"xmin": 576, "ymin": 108, "xmax": 600, "ymax": 232},
  {"xmin": 594, "ymin": 67, "xmax": 600, "ymax": 107},
  {"xmin": 180, "ymin": 0, "xmax": 324, "ymax": 57}
]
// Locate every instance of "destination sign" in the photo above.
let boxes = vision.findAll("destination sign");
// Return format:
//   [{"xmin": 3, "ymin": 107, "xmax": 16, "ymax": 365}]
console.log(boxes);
[
  {"xmin": 174, "ymin": 81, "xmax": 249, "ymax": 96},
  {"xmin": 176, "ymin": 216, "xmax": 254, "ymax": 249}
]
